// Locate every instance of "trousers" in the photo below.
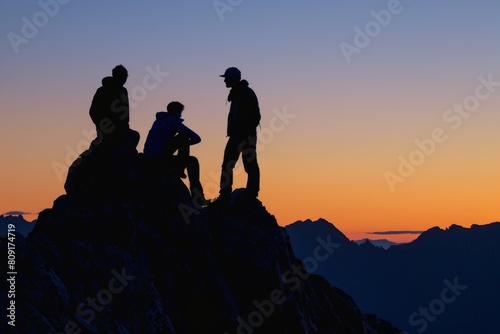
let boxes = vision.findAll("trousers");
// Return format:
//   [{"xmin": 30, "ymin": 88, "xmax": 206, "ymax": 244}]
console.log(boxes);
[{"xmin": 220, "ymin": 134, "xmax": 259, "ymax": 196}]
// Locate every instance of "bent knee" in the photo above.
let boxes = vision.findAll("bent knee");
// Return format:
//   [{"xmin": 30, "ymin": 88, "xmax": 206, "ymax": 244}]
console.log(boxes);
[{"xmin": 187, "ymin": 156, "xmax": 199, "ymax": 166}]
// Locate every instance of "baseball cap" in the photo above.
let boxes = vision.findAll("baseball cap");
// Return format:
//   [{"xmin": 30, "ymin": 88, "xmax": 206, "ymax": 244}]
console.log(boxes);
[{"xmin": 220, "ymin": 67, "xmax": 241, "ymax": 77}]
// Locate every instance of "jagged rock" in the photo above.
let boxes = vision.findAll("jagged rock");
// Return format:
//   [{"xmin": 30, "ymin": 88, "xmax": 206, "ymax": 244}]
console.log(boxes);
[
  {"xmin": 0, "ymin": 149, "xmax": 401, "ymax": 333},
  {"xmin": 64, "ymin": 139, "xmax": 140, "ymax": 202}
]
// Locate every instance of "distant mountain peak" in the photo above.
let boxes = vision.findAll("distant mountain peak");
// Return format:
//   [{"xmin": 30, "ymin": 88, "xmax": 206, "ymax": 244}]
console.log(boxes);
[
  {"xmin": 353, "ymin": 238, "xmax": 401, "ymax": 250},
  {"xmin": 413, "ymin": 222, "xmax": 500, "ymax": 245},
  {"xmin": 0, "ymin": 214, "xmax": 36, "ymax": 237},
  {"xmin": 448, "ymin": 224, "xmax": 465, "ymax": 231},
  {"xmin": 287, "ymin": 218, "xmax": 351, "ymax": 246}
]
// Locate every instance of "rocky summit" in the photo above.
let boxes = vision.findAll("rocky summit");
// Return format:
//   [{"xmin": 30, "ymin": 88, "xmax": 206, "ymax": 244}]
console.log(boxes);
[{"xmin": 1, "ymin": 142, "xmax": 400, "ymax": 333}]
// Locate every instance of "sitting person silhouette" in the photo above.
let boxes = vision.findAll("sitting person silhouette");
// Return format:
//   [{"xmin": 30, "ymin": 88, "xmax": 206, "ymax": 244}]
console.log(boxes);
[
  {"xmin": 89, "ymin": 64, "xmax": 140, "ymax": 150},
  {"xmin": 144, "ymin": 101, "xmax": 209, "ymax": 206}
]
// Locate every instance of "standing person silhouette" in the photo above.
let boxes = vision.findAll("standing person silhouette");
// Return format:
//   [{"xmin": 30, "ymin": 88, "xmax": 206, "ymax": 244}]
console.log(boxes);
[{"xmin": 217, "ymin": 67, "xmax": 261, "ymax": 201}]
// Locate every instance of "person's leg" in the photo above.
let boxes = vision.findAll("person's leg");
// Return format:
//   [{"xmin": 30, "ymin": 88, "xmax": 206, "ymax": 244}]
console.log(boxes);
[
  {"xmin": 128, "ymin": 129, "xmax": 140, "ymax": 148},
  {"xmin": 186, "ymin": 156, "xmax": 209, "ymax": 205},
  {"xmin": 219, "ymin": 136, "xmax": 242, "ymax": 196},
  {"xmin": 241, "ymin": 134, "xmax": 260, "ymax": 197},
  {"xmin": 164, "ymin": 133, "xmax": 190, "ymax": 177},
  {"xmin": 175, "ymin": 133, "xmax": 190, "ymax": 165}
]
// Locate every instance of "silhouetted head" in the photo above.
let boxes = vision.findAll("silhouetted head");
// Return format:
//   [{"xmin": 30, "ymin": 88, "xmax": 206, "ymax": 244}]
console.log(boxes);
[
  {"xmin": 167, "ymin": 101, "xmax": 184, "ymax": 118},
  {"xmin": 112, "ymin": 65, "xmax": 128, "ymax": 86},
  {"xmin": 220, "ymin": 67, "xmax": 241, "ymax": 88}
]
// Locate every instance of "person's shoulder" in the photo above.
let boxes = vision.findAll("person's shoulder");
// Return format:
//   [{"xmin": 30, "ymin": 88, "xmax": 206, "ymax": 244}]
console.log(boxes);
[
  {"xmin": 155, "ymin": 111, "xmax": 169, "ymax": 120},
  {"xmin": 244, "ymin": 85, "xmax": 258, "ymax": 100},
  {"xmin": 158, "ymin": 113, "xmax": 182, "ymax": 125},
  {"xmin": 241, "ymin": 80, "xmax": 256, "ymax": 92}
]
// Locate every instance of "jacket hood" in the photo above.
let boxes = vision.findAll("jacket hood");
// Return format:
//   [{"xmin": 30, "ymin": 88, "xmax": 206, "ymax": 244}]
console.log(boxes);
[
  {"xmin": 155, "ymin": 111, "xmax": 184, "ymax": 122},
  {"xmin": 239, "ymin": 80, "xmax": 249, "ymax": 88},
  {"xmin": 101, "ymin": 76, "xmax": 115, "ymax": 86},
  {"xmin": 228, "ymin": 80, "xmax": 250, "ymax": 102},
  {"xmin": 155, "ymin": 111, "xmax": 169, "ymax": 120}
]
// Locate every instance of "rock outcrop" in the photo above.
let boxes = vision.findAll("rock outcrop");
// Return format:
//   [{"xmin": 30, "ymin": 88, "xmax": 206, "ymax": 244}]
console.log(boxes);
[{"xmin": 1, "ymin": 143, "xmax": 400, "ymax": 333}]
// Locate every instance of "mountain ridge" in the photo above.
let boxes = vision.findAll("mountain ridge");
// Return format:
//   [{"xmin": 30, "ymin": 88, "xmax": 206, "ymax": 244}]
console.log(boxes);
[
  {"xmin": 0, "ymin": 143, "xmax": 401, "ymax": 333},
  {"xmin": 0, "ymin": 214, "xmax": 36, "ymax": 237},
  {"xmin": 285, "ymin": 218, "xmax": 500, "ymax": 333},
  {"xmin": 352, "ymin": 239, "xmax": 401, "ymax": 250}
]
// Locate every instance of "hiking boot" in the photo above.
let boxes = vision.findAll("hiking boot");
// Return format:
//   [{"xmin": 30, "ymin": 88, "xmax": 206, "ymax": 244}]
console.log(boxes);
[
  {"xmin": 243, "ymin": 189, "xmax": 258, "ymax": 200},
  {"xmin": 193, "ymin": 196, "xmax": 211, "ymax": 208}
]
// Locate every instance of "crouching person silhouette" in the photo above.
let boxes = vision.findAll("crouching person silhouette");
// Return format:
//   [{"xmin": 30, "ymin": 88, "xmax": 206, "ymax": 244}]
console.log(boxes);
[
  {"xmin": 144, "ymin": 102, "xmax": 209, "ymax": 206},
  {"xmin": 89, "ymin": 64, "xmax": 140, "ymax": 151}
]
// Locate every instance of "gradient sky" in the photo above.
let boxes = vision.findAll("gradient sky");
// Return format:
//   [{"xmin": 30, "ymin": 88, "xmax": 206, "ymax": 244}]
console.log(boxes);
[{"xmin": 1, "ymin": 0, "xmax": 499, "ymax": 242}]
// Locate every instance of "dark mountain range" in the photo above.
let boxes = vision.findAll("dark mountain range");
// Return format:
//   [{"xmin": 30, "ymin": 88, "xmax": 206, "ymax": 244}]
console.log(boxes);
[
  {"xmin": 0, "ymin": 215, "xmax": 36, "ymax": 237},
  {"xmin": 0, "ymin": 142, "xmax": 400, "ymax": 333},
  {"xmin": 286, "ymin": 219, "xmax": 500, "ymax": 334},
  {"xmin": 286, "ymin": 218, "xmax": 352, "ymax": 256},
  {"xmin": 353, "ymin": 239, "xmax": 401, "ymax": 250}
]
